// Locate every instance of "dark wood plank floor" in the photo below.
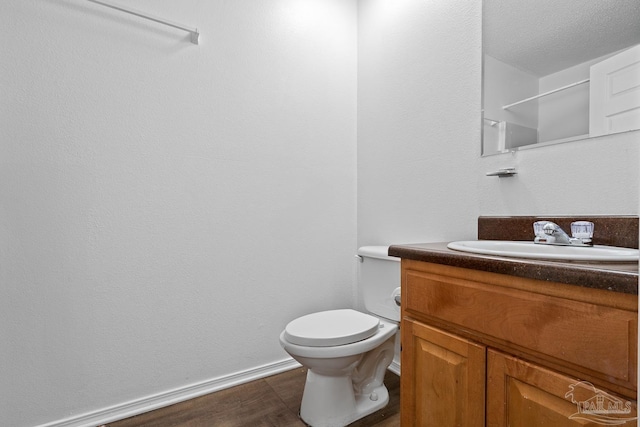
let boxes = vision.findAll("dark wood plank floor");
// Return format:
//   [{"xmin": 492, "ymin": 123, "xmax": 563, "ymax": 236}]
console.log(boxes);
[{"xmin": 105, "ymin": 367, "xmax": 400, "ymax": 426}]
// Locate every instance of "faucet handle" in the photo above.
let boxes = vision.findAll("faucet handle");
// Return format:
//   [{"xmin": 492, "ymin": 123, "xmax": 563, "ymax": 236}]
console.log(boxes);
[
  {"xmin": 571, "ymin": 221, "xmax": 594, "ymax": 243},
  {"xmin": 533, "ymin": 221, "xmax": 554, "ymax": 243},
  {"xmin": 533, "ymin": 221, "xmax": 551, "ymax": 238}
]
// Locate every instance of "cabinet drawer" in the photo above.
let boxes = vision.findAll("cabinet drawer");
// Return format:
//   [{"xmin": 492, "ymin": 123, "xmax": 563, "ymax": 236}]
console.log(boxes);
[{"xmin": 404, "ymin": 269, "xmax": 637, "ymax": 386}]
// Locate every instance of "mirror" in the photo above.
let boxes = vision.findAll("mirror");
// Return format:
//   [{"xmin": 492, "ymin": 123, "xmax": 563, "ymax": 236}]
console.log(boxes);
[{"xmin": 482, "ymin": 0, "xmax": 640, "ymax": 156}]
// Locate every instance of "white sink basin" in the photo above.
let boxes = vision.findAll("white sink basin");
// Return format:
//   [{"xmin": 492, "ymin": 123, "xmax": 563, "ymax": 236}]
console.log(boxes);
[{"xmin": 447, "ymin": 240, "xmax": 639, "ymax": 262}]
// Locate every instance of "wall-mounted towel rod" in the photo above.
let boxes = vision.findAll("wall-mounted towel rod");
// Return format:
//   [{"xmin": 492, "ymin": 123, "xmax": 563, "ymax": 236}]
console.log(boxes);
[
  {"xmin": 86, "ymin": 0, "xmax": 199, "ymax": 44},
  {"xmin": 502, "ymin": 78, "xmax": 589, "ymax": 110}
]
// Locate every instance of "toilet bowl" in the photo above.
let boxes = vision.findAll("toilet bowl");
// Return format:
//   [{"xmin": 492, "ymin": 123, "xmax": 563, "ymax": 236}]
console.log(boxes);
[{"xmin": 279, "ymin": 247, "xmax": 400, "ymax": 427}]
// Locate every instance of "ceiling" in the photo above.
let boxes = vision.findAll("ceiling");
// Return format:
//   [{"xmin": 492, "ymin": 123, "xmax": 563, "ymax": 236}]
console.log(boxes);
[{"xmin": 483, "ymin": 0, "xmax": 640, "ymax": 77}]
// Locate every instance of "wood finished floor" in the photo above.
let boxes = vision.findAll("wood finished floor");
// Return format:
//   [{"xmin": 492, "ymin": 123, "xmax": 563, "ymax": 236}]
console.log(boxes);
[{"xmin": 105, "ymin": 368, "xmax": 400, "ymax": 427}]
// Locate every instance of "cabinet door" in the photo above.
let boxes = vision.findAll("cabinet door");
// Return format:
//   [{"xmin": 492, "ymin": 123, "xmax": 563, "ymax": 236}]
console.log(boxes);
[
  {"xmin": 487, "ymin": 349, "xmax": 638, "ymax": 427},
  {"xmin": 401, "ymin": 319, "xmax": 485, "ymax": 427}
]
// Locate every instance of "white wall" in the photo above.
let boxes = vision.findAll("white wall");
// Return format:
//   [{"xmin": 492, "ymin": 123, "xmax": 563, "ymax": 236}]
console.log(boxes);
[
  {"xmin": 484, "ymin": 55, "xmax": 539, "ymax": 131},
  {"xmin": 483, "ymin": 55, "xmax": 540, "ymax": 154},
  {"xmin": 538, "ymin": 59, "xmax": 591, "ymax": 142},
  {"xmin": 479, "ymin": 130, "xmax": 639, "ymax": 215},
  {"xmin": 357, "ymin": 0, "xmax": 482, "ymax": 248},
  {"xmin": 0, "ymin": 1, "xmax": 357, "ymax": 426}
]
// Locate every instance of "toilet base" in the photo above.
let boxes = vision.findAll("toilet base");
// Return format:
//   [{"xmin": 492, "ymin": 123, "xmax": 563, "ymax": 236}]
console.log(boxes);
[
  {"xmin": 299, "ymin": 370, "xmax": 390, "ymax": 427},
  {"xmin": 280, "ymin": 318, "xmax": 398, "ymax": 427}
]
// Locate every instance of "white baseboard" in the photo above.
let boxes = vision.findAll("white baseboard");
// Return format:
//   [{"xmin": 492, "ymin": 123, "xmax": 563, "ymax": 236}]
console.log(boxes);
[
  {"xmin": 388, "ymin": 359, "xmax": 401, "ymax": 376},
  {"xmin": 35, "ymin": 358, "xmax": 302, "ymax": 427}
]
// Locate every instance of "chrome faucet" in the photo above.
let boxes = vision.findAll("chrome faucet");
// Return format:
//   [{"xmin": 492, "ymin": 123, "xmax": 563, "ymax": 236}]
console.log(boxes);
[{"xmin": 533, "ymin": 221, "xmax": 594, "ymax": 246}]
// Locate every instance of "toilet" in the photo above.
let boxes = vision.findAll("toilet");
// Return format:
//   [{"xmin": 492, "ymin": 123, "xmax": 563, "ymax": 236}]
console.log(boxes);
[{"xmin": 279, "ymin": 246, "xmax": 400, "ymax": 427}]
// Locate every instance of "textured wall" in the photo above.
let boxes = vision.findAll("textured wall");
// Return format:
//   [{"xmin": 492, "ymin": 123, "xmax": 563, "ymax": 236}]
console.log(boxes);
[
  {"xmin": 357, "ymin": 0, "xmax": 482, "ymax": 247},
  {"xmin": 479, "ymin": 131, "xmax": 639, "ymax": 216},
  {"xmin": 0, "ymin": 1, "xmax": 357, "ymax": 426}
]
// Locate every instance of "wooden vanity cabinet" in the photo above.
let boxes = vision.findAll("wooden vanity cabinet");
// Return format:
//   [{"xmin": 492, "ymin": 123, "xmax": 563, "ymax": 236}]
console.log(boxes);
[{"xmin": 400, "ymin": 259, "xmax": 638, "ymax": 426}]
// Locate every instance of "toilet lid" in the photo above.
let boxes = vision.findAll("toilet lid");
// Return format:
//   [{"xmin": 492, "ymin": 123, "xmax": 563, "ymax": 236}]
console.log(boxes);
[{"xmin": 284, "ymin": 309, "xmax": 380, "ymax": 347}]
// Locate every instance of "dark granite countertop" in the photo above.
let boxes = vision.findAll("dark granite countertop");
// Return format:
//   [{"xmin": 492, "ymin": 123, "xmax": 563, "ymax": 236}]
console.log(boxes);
[{"xmin": 388, "ymin": 242, "xmax": 639, "ymax": 295}]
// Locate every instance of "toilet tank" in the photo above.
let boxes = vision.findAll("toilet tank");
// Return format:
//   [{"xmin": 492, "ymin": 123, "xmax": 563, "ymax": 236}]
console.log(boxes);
[{"xmin": 357, "ymin": 246, "xmax": 401, "ymax": 322}]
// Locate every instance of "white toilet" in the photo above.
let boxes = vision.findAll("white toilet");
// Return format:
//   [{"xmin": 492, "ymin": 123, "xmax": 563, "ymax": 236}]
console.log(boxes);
[{"xmin": 279, "ymin": 246, "xmax": 400, "ymax": 427}]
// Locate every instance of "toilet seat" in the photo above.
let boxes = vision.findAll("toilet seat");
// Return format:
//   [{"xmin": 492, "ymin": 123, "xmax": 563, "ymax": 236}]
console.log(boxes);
[{"xmin": 283, "ymin": 309, "xmax": 380, "ymax": 347}]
